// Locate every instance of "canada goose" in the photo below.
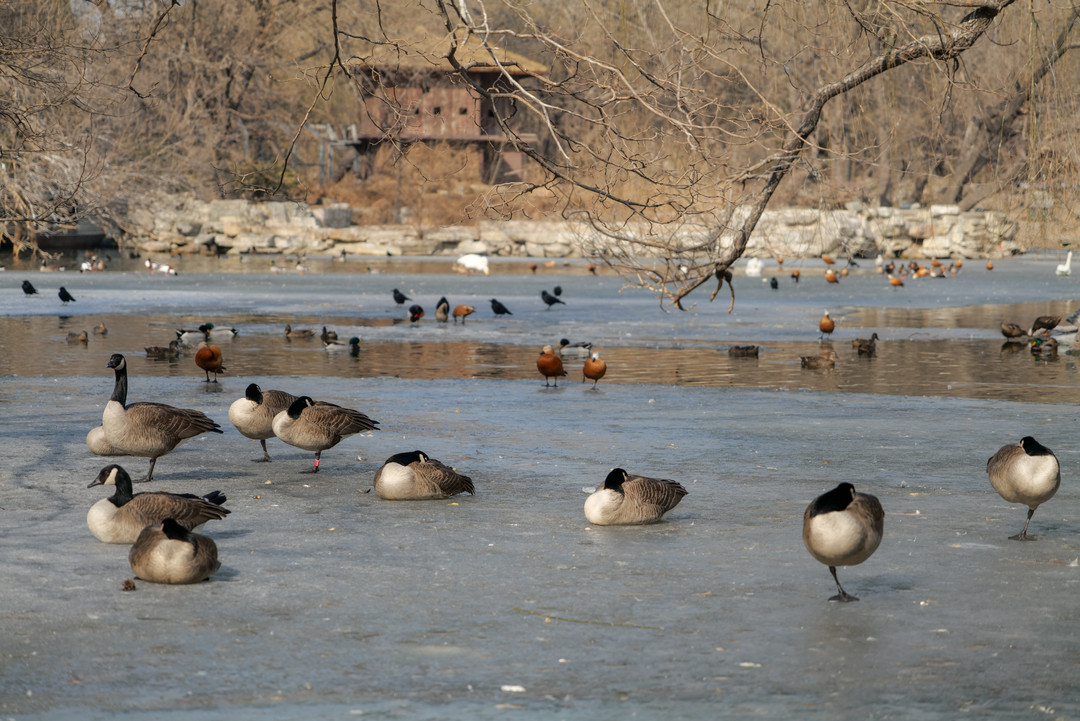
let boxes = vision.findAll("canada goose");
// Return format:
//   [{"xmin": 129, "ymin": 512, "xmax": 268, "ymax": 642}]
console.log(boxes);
[
  {"xmin": 408, "ymin": 304, "xmax": 424, "ymax": 323},
  {"xmin": 392, "ymin": 288, "xmax": 410, "ymax": 305},
  {"xmin": 323, "ymin": 336, "xmax": 361, "ymax": 355},
  {"xmin": 145, "ymin": 340, "xmax": 182, "ymax": 360},
  {"xmin": 1001, "ymin": 322, "xmax": 1026, "ymax": 340},
  {"xmin": 129, "ymin": 519, "xmax": 221, "ymax": 584},
  {"xmin": 1029, "ymin": 315, "xmax": 1061, "ymax": 336},
  {"xmin": 819, "ymin": 311, "xmax": 835, "ymax": 338},
  {"xmin": 537, "ymin": 345, "xmax": 567, "ymax": 386},
  {"xmin": 194, "ymin": 341, "xmax": 225, "ymax": 382},
  {"xmin": 67, "ymin": 330, "xmax": 89, "ymax": 344},
  {"xmin": 373, "ymin": 450, "xmax": 475, "ymax": 500},
  {"xmin": 228, "ymin": 383, "xmax": 300, "ymax": 462},
  {"xmin": 801, "ymin": 350, "xmax": 838, "ymax": 369},
  {"xmin": 22, "ymin": 280, "xmax": 38, "ymax": 296},
  {"xmin": 86, "ymin": 464, "xmax": 229, "ymax": 544},
  {"xmin": 102, "ymin": 353, "xmax": 223, "ymax": 482},
  {"xmin": 58, "ymin": 287, "xmax": 76, "ymax": 303},
  {"xmin": 1056, "ymin": 250, "xmax": 1072, "ymax": 276},
  {"xmin": 584, "ymin": 468, "xmax": 688, "ymax": 525},
  {"xmin": 583, "ymin": 352, "xmax": 607, "ymax": 388},
  {"xmin": 728, "ymin": 345, "xmax": 759, "ymax": 358},
  {"xmin": 803, "ymin": 482, "xmax": 884, "ymax": 602},
  {"xmin": 320, "ymin": 326, "xmax": 339, "ymax": 343},
  {"xmin": 284, "ymin": 323, "xmax": 315, "ymax": 340},
  {"xmin": 541, "ymin": 289, "xmax": 565, "ymax": 309},
  {"xmin": 452, "ymin": 304, "xmax": 475, "ymax": 324},
  {"xmin": 490, "ymin": 298, "xmax": 512, "ymax": 316},
  {"xmin": 986, "ymin": 436, "xmax": 1060, "ymax": 540},
  {"xmin": 271, "ymin": 396, "xmax": 379, "ymax": 473},
  {"xmin": 852, "ymin": 332, "xmax": 879, "ymax": 355},
  {"xmin": 87, "ymin": 426, "xmax": 125, "ymax": 456},
  {"xmin": 434, "ymin": 297, "xmax": 450, "ymax": 322},
  {"xmin": 557, "ymin": 338, "xmax": 593, "ymax": 358}
]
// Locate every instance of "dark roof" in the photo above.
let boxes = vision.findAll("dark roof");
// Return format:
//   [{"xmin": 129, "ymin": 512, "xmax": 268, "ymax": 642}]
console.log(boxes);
[{"xmin": 353, "ymin": 29, "xmax": 547, "ymax": 77}]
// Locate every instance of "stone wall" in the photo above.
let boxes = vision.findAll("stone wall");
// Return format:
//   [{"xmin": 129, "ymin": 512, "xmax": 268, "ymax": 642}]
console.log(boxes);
[{"xmin": 126, "ymin": 195, "xmax": 1023, "ymax": 260}]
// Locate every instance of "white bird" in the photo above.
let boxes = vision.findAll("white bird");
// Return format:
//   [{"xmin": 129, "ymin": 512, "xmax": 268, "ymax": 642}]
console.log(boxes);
[
  {"xmin": 455, "ymin": 253, "xmax": 490, "ymax": 275},
  {"xmin": 745, "ymin": 258, "xmax": 764, "ymax": 277},
  {"xmin": 1056, "ymin": 250, "xmax": 1072, "ymax": 276}
]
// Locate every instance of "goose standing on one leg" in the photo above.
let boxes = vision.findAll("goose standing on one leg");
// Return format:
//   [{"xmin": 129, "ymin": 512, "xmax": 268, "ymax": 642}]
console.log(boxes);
[
  {"xmin": 373, "ymin": 450, "xmax": 475, "ymax": 500},
  {"xmin": 584, "ymin": 468, "xmax": 687, "ymax": 525},
  {"xmin": 129, "ymin": 519, "xmax": 221, "ymax": 584},
  {"xmin": 986, "ymin": 436, "xmax": 1061, "ymax": 540},
  {"xmin": 803, "ymin": 482, "xmax": 884, "ymax": 602},
  {"xmin": 86, "ymin": 464, "xmax": 230, "ymax": 544},
  {"xmin": 228, "ymin": 383, "xmax": 299, "ymax": 462},
  {"xmin": 272, "ymin": 396, "xmax": 379, "ymax": 473},
  {"xmin": 101, "ymin": 354, "xmax": 223, "ymax": 482}
]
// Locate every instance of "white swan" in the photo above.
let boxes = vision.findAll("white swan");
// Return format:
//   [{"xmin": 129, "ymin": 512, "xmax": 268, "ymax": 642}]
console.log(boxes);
[
  {"xmin": 455, "ymin": 254, "xmax": 490, "ymax": 275},
  {"xmin": 1056, "ymin": 250, "xmax": 1072, "ymax": 276},
  {"xmin": 745, "ymin": 258, "xmax": 764, "ymax": 277}
]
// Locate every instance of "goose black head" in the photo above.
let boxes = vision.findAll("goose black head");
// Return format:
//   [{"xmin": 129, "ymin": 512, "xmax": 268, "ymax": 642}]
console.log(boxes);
[
  {"xmin": 286, "ymin": 396, "xmax": 316, "ymax": 419},
  {"xmin": 807, "ymin": 482, "xmax": 857, "ymax": 519},
  {"xmin": 384, "ymin": 450, "xmax": 428, "ymax": 467},
  {"xmin": 88, "ymin": 464, "xmax": 127, "ymax": 489},
  {"xmin": 602, "ymin": 468, "xmax": 630, "ymax": 493},
  {"xmin": 245, "ymin": 383, "xmax": 264, "ymax": 403},
  {"xmin": 1020, "ymin": 436, "xmax": 1054, "ymax": 456},
  {"xmin": 107, "ymin": 354, "xmax": 126, "ymax": 371}
]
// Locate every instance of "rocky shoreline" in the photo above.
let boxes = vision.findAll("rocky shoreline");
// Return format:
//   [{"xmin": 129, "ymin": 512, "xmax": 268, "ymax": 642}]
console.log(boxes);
[{"xmin": 125, "ymin": 195, "xmax": 1024, "ymax": 260}]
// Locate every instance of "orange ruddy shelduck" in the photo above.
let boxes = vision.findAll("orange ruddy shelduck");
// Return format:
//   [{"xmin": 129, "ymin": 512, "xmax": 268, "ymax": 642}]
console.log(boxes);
[
  {"xmin": 194, "ymin": 342, "xmax": 225, "ymax": 383},
  {"xmin": 819, "ymin": 310, "xmax": 835, "ymax": 338},
  {"xmin": 537, "ymin": 345, "xmax": 567, "ymax": 387},
  {"xmin": 583, "ymin": 352, "xmax": 608, "ymax": 388},
  {"xmin": 452, "ymin": 304, "xmax": 475, "ymax": 324}
]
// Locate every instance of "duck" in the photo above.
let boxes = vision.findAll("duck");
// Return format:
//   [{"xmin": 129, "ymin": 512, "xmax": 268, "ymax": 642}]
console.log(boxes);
[
  {"xmin": 818, "ymin": 310, "xmax": 835, "ymax": 339},
  {"xmin": 407, "ymin": 304, "xmax": 424, "ymax": 323},
  {"xmin": 790, "ymin": 269, "xmax": 801, "ymax": 283},
  {"xmin": 1030, "ymin": 336, "xmax": 1058, "ymax": 358},
  {"xmin": 1029, "ymin": 315, "xmax": 1062, "ymax": 336},
  {"xmin": 320, "ymin": 326, "xmax": 339, "ymax": 343},
  {"xmin": 228, "ymin": 383, "xmax": 300, "ymax": 462},
  {"xmin": 284, "ymin": 323, "xmax": 315, "ymax": 340},
  {"xmin": 101, "ymin": 353, "xmax": 223, "ymax": 482},
  {"xmin": 803, "ymin": 483, "xmax": 884, "ymax": 602},
  {"xmin": 801, "ymin": 350, "xmax": 838, "ymax": 369},
  {"xmin": 452, "ymin": 304, "xmax": 475, "ymax": 324},
  {"xmin": 176, "ymin": 327, "xmax": 205, "ymax": 345},
  {"xmin": 373, "ymin": 450, "xmax": 475, "ymax": 500},
  {"xmin": 434, "ymin": 297, "xmax": 450, "ymax": 323},
  {"xmin": 537, "ymin": 345, "xmax": 567, "ymax": 386},
  {"xmin": 986, "ymin": 436, "xmax": 1060, "ymax": 540},
  {"xmin": 584, "ymin": 468, "xmax": 688, "ymax": 525},
  {"xmin": 1000, "ymin": 321, "xmax": 1027, "ymax": 340},
  {"xmin": 86, "ymin": 426, "xmax": 125, "ymax": 456},
  {"xmin": 392, "ymin": 288, "xmax": 410, "ymax": 305},
  {"xmin": 324, "ymin": 336, "xmax": 361, "ymax": 355},
  {"xmin": 145, "ymin": 340, "xmax": 182, "ymax": 360},
  {"xmin": 824, "ymin": 269, "xmax": 839, "ymax": 284},
  {"xmin": 66, "ymin": 330, "xmax": 89, "ymax": 344},
  {"xmin": 86, "ymin": 464, "xmax": 230, "ymax": 544},
  {"xmin": 58, "ymin": 287, "xmax": 76, "ymax": 304},
  {"xmin": 888, "ymin": 275, "xmax": 904, "ymax": 287},
  {"xmin": 200, "ymin": 323, "xmax": 238, "ymax": 340},
  {"xmin": 129, "ymin": 519, "xmax": 221, "ymax": 584},
  {"xmin": 541, "ymin": 289, "xmax": 565, "ymax": 309},
  {"xmin": 194, "ymin": 341, "xmax": 225, "ymax": 382},
  {"xmin": 271, "ymin": 395, "xmax": 379, "ymax": 473},
  {"xmin": 557, "ymin": 338, "xmax": 593, "ymax": 358},
  {"xmin": 583, "ymin": 352, "xmax": 607, "ymax": 388},
  {"xmin": 852, "ymin": 332, "xmax": 879, "ymax": 355},
  {"xmin": 728, "ymin": 345, "xmax": 759, "ymax": 358},
  {"xmin": 1056, "ymin": 250, "xmax": 1072, "ymax": 276},
  {"xmin": 92, "ymin": 322, "xmax": 107, "ymax": 335},
  {"xmin": 490, "ymin": 298, "xmax": 512, "ymax": 316}
]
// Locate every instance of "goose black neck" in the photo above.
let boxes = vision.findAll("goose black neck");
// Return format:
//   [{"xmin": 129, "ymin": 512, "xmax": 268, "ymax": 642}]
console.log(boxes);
[
  {"xmin": 110, "ymin": 364, "xmax": 128, "ymax": 407},
  {"xmin": 603, "ymin": 468, "xmax": 628, "ymax": 493},
  {"xmin": 109, "ymin": 468, "xmax": 135, "ymax": 507}
]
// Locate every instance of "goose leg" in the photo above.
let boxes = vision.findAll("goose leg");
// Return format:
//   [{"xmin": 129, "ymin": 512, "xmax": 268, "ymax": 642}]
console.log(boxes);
[
  {"xmin": 828, "ymin": 566, "xmax": 858, "ymax": 602},
  {"xmin": 137, "ymin": 457, "xmax": 158, "ymax": 484},
  {"xmin": 301, "ymin": 450, "xmax": 322, "ymax": 474},
  {"xmin": 1009, "ymin": 508, "xmax": 1038, "ymax": 541},
  {"xmin": 252, "ymin": 439, "xmax": 272, "ymax": 463}
]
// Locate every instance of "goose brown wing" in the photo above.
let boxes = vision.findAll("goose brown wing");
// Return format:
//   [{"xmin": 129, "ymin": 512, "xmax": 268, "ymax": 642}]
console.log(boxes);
[
  {"xmin": 304, "ymin": 403, "xmax": 379, "ymax": 436},
  {"xmin": 416, "ymin": 458, "xmax": 475, "ymax": 496},
  {"xmin": 126, "ymin": 402, "xmax": 222, "ymax": 440},
  {"xmin": 129, "ymin": 492, "xmax": 230, "ymax": 529},
  {"xmin": 624, "ymin": 475, "xmax": 688, "ymax": 514}
]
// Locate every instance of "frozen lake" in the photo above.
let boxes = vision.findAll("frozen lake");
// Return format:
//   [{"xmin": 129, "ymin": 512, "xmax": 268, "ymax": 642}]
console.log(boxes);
[{"xmin": 1, "ymin": 253, "xmax": 1078, "ymax": 719}]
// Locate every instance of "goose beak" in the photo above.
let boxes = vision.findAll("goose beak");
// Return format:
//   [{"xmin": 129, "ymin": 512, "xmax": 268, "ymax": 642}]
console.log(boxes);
[{"xmin": 87, "ymin": 477, "xmax": 104, "ymax": 488}]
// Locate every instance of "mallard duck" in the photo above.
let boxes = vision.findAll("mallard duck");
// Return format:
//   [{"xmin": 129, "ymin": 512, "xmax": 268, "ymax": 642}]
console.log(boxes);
[
  {"xmin": 145, "ymin": 340, "xmax": 182, "ymax": 361},
  {"xmin": 86, "ymin": 464, "xmax": 229, "ymax": 544},
  {"xmin": 228, "ymin": 383, "xmax": 300, "ymax": 462},
  {"xmin": 584, "ymin": 468, "xmax": 687, "ymax": 525},
  {"xmin": 66, "ymin": 330, "xmax": 88, "ymax": 344},
  {"xmin": 1001, "ymin": 322, "xmax": 1026, "ymax": 340},
  {"xmin": 803, "ymin": 482, "xmax": 884, "ymax": 602},
  {"xmin": 852, "ymin": 333, "xmax": 879, "ymax": 355},
  {"xmin": 557, "ymin": 338, "xmax": 593, "ymax": 358},
  {"xmin": 1029, "ymin": 315, "xmax": 1062, "ymax": 336},
  {"xmin": 728, "ymin": 345, "xmax": 759, "ymax": 358},
  {"xmin": 537, "ymin": 345, "xmax": 567, "ymax": 387},
  {"xmin": 129, "ymin": 519, "xmax": 221, "ymax": 584},
  {"xmin": 320, "ymin": 326, "xmax": 339, "ymax": 343},
  {"xmin": 284, "ymin": 323, "xmax": 315, "ymax": 339},
  {"xmin": 271, "ymin": 396, "xmax": 379, "ymax": 473},
  {"xmin": 323, "ymin": 336, "xmax": 361, "ymax": 355},
  {"xmin": 1030, "ymin": 336, "xmax": 1058, "ymax": 358},
  {"xmin": 373, "ymin": 450, "xmax": 475, "ymax": 500},
  {"xmin": 986, "ymin": 437, "xmax": 1060, "ymax": 540},
  {"xmin": 199, "ymin": 323, "xmax": 238, "ymax": 340},
  {"xmin": 101, "ymin": 354, "xmax": 223, "ymax": 482},
  {"xmin": 801, "ymin": 350, "xmax": 838, "ymax": 369}
]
